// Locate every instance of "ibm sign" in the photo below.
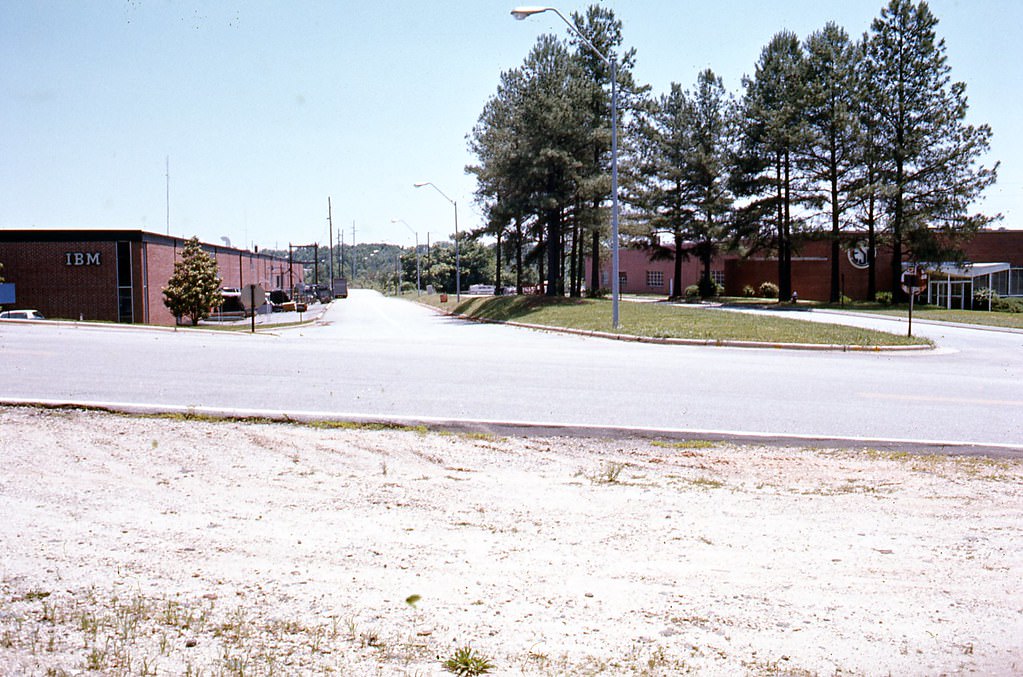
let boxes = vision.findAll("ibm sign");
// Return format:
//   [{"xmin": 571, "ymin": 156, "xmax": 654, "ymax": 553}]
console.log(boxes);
[{"xmin": 65, "ymin": 252, "xmax": 101, "ymax": 266}]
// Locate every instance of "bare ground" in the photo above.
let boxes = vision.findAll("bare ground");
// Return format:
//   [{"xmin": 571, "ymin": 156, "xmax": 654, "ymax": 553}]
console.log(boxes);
[{"xmin": 0, "ymin": 406, "xmax": 1020, "ymax": 676}]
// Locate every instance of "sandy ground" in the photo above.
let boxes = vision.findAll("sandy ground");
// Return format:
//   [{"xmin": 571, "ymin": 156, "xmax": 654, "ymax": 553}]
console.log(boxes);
[{"xmin": 0, "ymin": 406, "xmax": 1021, "ymax": 676}]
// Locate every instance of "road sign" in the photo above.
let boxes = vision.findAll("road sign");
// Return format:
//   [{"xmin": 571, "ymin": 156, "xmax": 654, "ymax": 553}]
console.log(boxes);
[
  {"xmin": 240, "ymin": 284, "xmax": 266, "ymax": 309},
  {"xmin": 900, "ymin": 269, "xmax": 928, "ymax": 296}
]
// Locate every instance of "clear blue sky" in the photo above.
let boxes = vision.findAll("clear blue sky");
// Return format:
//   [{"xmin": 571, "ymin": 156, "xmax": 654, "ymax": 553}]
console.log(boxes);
[{"xmin": 2, "ymin": 1, "xmax": 1019, "ymax": 252}]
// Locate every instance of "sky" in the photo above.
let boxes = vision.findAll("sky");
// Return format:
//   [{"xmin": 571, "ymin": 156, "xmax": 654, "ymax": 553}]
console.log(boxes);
[{"xmin": 2, "ymin": 1, "xmax": 1021, "ymax": 253}]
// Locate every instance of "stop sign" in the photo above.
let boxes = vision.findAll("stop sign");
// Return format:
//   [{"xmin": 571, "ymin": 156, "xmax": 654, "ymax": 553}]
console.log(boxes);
[{"xmin": 901, "ymin": 269, "xmax": 928, "ymax": 296}]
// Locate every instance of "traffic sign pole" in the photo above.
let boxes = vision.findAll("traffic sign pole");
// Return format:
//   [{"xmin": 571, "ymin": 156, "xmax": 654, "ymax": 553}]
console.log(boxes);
[{"xmin": 908, "ymin": 282, "xmax": 914, "ymax": 337}]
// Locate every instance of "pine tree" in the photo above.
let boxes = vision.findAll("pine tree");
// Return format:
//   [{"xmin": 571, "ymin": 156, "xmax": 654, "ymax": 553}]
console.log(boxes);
[
  {"xmin": 800, "ymin": 23, "xmax": 861, "ymax": 302},
  {"xmin": 569, "ymin": 5, "xmax": 642, "ymax": 297},
  {"xmin": 631, "ymin": 70, "xmax": 733, "ymax": 299},
  {"xmin": 631, "ymin": 82, "xmax": 695, "ymax": 299},
  {"xmin": 864, "ymin": 0, "xmax": 998, "ymax": 300},
  {"xmin": 162, "ymin": 237, "xmax": 223, "ymax": 325},
  {"xmin": 731, "ymin": 31, "xmax": 806, "ymax": 301}
]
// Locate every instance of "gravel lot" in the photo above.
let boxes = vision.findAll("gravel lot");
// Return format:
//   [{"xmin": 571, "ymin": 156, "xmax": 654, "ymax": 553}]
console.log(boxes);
[{"xmin": 1, "ymin": 406, "xmax": 1020, "ymax": 675}]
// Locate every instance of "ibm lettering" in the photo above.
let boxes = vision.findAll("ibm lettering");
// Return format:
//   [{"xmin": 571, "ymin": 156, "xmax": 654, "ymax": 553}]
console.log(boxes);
[{"xmin": 65, "ymin": 252, "xmax": 102, "ymax": 266}]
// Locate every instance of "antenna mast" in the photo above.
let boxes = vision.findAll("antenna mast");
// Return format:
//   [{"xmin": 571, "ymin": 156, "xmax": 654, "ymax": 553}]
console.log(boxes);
[{"xmin": 165, "ymin": 156, "xmax": 170, "ymax": 235}]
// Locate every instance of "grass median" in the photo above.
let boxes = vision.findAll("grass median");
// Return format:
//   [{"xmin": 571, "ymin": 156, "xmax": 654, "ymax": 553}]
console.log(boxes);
[{"xmin": 419, "ymin": 294, "xmax": 930, "ymax": 347}]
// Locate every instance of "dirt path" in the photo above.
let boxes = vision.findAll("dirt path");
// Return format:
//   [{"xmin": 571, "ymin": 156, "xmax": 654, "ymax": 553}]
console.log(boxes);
[{"xmin": 1, "ymin": 406, "xmax": 1020, "ymax": 675}]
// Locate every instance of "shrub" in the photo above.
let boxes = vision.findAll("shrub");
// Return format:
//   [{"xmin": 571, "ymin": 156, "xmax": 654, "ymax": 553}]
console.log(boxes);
[
  {"xmin": 992, "ymin": 297, "xmax": 1023, "ymax": 313},
  {"xmin": 758, "ymin": 282, "xmax": 779, "ymax": 299},
  {"xmin": 840, "ymin": 294, "xmax": 853, "ymax": 306},
  {"xmin": 587, "ymin": 287, "xmax": 610, "ymax": 299},
  {"xmin": 875, "ymin": 291, "xmax": 893, "ymax": 306},
  {"xmin": 973, "ymin": 288, "xmax": 998, "ymax": 309},
  {"xmin": 684, "ymin": 285, "xmax": 701, "ymax": 302},
  {"xmin": 742, "ymin": 285, "xmax": 756, "ymax": 298},
  {"xmin": 697, "ymin": 276, "xmax": 718, "ymax": 299}
]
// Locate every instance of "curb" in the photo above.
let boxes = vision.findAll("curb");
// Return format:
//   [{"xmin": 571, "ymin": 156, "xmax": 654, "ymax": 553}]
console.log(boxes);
[
  {"xmin": 420, "ymin": 302, "xmax": 933, "ymax": 352},
  {"xmin": 3, "ymin": 398, "xmax": 1018, "ymax": 457},
  {"xmin": 0, "ymin": 307, "xmax": 330, "ymax": 335}
]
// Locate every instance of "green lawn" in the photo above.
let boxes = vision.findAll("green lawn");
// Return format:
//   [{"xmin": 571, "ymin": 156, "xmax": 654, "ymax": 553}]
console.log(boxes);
[{"xmin": 419, "ymin": 295, "xmax": 929, "ymax": 347}]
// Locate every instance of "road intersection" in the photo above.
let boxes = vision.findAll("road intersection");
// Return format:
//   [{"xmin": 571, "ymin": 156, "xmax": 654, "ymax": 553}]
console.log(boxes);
[{"xmin": 1, "ymin": 290, "xmax": 1020, "ymax": 453}]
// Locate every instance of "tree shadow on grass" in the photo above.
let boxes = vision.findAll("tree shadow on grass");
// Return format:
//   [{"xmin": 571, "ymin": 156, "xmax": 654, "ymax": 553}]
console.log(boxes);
[{"xmin": 452, "ymin": 295, "xmax": 589, "ymax": 322}]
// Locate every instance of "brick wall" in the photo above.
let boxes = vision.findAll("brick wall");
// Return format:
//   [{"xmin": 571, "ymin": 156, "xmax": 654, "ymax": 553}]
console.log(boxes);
[
  {"xmin": 0, "ymin": 241, "xmax": 119, "ymax": 321},
  {"xmin": 589, "ymin": 248, "xmax": 726, "ymax": 296},
  {"xmin": 724, "ymin": 239, "xmax": 899, "ymax": 300},
  {"xmin": 963, "ymin": 231, "xmax": 1023, "ymax": 266},
  {"xmin": 1, "ymin": 234, "xmax": 298, "ymax": 326}
]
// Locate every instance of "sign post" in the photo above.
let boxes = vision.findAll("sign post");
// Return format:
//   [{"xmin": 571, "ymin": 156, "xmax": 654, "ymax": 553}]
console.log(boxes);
[
  {"xmin": 241, "ymin": 284, "xmax": 266, "ymax": 334},
  {"xmin": 900, "ymin": 267, "xmax": 928, "ymax": 337}
]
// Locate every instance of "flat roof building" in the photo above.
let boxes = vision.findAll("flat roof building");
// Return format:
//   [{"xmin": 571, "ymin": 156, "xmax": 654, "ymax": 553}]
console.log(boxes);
[{"xmin": 0, "ymin": 229, "xmax": 299, "ymax": 326}]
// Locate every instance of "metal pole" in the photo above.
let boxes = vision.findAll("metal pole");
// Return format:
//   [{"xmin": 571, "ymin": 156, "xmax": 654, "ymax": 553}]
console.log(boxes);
[
  {"xmin": 414, "ymin": 182, "xmax": 460, "ymax": 301},
  {"xmin": 511, "ymin": 6, "xmax": 619, "ymax": 328},
  {"xmin": 610, "ymin": 59, "xmax": 620, "ymax": 329},
  {"xmin": 454, "ymin": 201, "xmax": 461, "ymax": 301},
  {"xmin": 327, "ymin": 197, "xmax": 334, "ymax": 290}
]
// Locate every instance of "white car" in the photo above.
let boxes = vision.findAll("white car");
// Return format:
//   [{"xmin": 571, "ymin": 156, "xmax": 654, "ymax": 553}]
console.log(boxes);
[{"xmin": 0, "ymin": 309, "xmax": 46, "ymax": 320}]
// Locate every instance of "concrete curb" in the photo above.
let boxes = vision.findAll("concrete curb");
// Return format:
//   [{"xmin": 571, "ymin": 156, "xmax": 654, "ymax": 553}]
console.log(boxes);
[
  {"xmin": 420, "ymin": 302, "xmax": 933, "ymax": 352},
  {"xmin": 3, "ymin": 398, "xmax": 1018, "ymax": 457},
  {"xmin": 0, "ymin": 305, "xmax": 330, "ymax": 335}
]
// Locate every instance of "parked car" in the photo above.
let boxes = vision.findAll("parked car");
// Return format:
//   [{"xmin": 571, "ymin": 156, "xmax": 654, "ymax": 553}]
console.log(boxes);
[{"xmin": 0, "ymin": 309, "xmax": 45, "ymax": 320}]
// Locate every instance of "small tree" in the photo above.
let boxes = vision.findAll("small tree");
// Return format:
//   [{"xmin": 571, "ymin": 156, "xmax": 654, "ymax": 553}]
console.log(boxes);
[{"xmin": 163, "ymin": 237, "xmax": 223, "ymax": 325}]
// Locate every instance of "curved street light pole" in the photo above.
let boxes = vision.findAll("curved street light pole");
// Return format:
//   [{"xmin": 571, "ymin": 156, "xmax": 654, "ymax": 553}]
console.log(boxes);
[
  {"xmin": 414, "ymin": 182, "xmax": 460, "ymax": 301},
  {"xmin": 511, "ymin": 5, "xmax": 620, "ymax": 329},
  {"xmin": 391, "ymin": 218, "xmax": 421, "ymax": 296}
]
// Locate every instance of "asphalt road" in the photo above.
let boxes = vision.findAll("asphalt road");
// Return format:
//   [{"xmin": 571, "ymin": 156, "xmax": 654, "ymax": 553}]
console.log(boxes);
[{"xmin": 1, "ymin": 290, "xmax": 1020, "ymax": 452}]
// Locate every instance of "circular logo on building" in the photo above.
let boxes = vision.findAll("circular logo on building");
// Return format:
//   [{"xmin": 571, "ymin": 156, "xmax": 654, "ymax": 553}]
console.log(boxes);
[{"xmin": 847, "ymin": 243, "xmax": 871, "ymax": 270}]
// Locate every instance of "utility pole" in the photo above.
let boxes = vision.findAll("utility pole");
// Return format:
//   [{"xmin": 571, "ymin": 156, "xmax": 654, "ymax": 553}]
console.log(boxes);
[
  {"xmin": 352, "ymin": 221, "xmax": 356, "ymax": 280},
  {"xmin": 165, "ymin": 156, "xmax": 170, "ymax": 235},
  {"xmin": 327, "ymin": 197, "xmax": 334, "ymax": 289}
]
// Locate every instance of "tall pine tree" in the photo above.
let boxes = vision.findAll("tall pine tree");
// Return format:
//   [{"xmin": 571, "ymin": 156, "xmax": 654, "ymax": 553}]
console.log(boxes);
[
  {"xmin": 864, "ymin": 0, "xmax": 998, "ymax": 299},
  {"xmin": 731, "ymin": 31, "xmax": 806, "ymax": 301},
  {"xmin": 800, "ymin": 23, "xmax": 861, "ymax": 303}
]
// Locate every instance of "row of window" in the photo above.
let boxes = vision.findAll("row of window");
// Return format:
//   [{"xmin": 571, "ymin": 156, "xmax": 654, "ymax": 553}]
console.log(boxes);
[{"xmin": 600, "ymin": 270, "xmax": 726, "ymax": 291}]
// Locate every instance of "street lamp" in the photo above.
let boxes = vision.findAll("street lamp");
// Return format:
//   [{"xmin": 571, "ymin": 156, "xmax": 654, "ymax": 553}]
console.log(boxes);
[
  {"xmin": 391, "ymin": 218, "xmax": 422, "ymax": 296},
  {"xmin": 511, "ymin": 5, "xmax": 621, "ymax": 329},
  {"xmin": 414, "ymin": 181, "xmax": 460, "ymax": 301}
]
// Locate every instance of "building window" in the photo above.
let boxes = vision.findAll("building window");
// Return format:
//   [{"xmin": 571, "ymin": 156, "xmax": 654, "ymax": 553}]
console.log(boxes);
[
  {"xmin": 646, "ymin": 270, "xmax": 664, "ymax": 288},
  {"xmin": 116, "ymin": 241, "xmax": 133, "ymax": 323},
  {"xmin": 711, "ymin": 270, "xmax": 725, "ymax": 287}
]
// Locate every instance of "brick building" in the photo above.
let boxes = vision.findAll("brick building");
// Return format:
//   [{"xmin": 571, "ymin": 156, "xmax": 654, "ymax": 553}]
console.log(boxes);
[
  {"xmin": 592, "ymin": 247, "xmax": 726, "ymax": 296},
  {"xmin": 592, "ymin": 230, "xmax": 1023, "ymax": 303},
  {"xmin": 0, "ymin": 229, "xmax": 299, "ymax": 325}
]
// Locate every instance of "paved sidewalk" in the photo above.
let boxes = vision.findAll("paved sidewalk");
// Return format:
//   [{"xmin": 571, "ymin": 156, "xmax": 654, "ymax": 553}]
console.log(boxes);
[{"xmin": 202, "ymin": 301, "xmax": 332, "ymax": 328}]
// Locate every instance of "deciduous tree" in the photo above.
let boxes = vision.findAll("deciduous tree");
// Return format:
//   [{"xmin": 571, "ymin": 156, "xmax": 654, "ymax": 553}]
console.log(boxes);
[{"xmin": 162, "ymin": 237, "xmax": 223, "ymax": 326}]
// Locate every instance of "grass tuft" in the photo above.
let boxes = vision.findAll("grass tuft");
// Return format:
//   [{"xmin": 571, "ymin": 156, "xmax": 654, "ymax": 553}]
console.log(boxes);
[{"xmin": 443, "ymin": 645, "xmax": 495, "ymax": 676}]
